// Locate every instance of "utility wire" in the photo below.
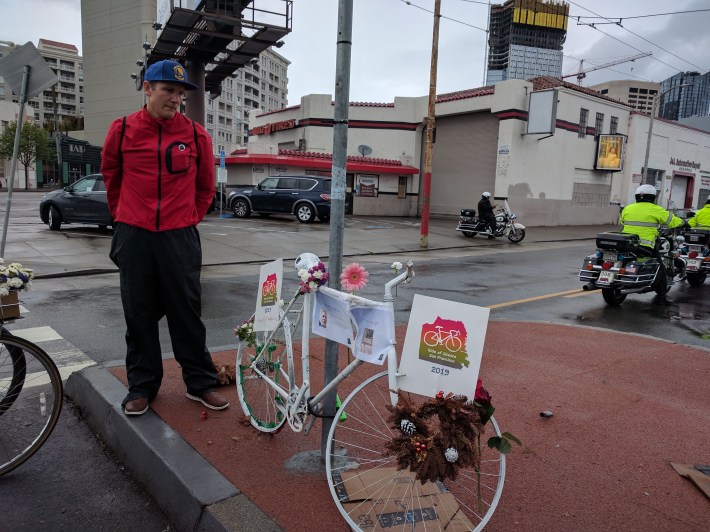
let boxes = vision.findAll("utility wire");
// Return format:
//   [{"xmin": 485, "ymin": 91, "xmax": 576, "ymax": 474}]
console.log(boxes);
[
  {"xmin": 399, "ymin": 0, "xmax": 488, "ymax": 32},
  {"xmin": 567, "ymin": 0, "xmax": 707, "ymax": 72},
  {"xmin": 574, "ymin": 9, "xmax": 710, "ymax": 21}
]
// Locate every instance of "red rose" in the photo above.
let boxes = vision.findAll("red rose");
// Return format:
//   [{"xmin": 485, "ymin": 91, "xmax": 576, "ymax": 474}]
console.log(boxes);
[{"xmin": 475, "ymin": 378, "xmax": 491, "ymax": 403}]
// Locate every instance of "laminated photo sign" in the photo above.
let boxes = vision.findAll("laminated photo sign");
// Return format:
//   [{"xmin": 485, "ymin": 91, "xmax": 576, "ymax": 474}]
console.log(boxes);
[
  {"xmin": 253, "ymin": 259, "xmax": 283, "ymax": 332},
  {"xmin": 312, "ymin": 289, "xmax": 354, "ymax": 348},
  {"xmin": 398, "ymin": 294, "xmax": 489, "ymax": 398}
]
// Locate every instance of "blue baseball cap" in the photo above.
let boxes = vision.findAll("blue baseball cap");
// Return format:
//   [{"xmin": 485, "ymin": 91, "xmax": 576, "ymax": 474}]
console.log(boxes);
[{"xmin": 144, "ymin": 60, "xmax": 198, "ymax": 90}]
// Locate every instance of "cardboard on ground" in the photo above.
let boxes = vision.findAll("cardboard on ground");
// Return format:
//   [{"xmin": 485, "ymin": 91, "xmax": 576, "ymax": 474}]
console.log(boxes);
[{"xmin": 336, "ymin": 467, "xmax": 474, "ymax": 530}]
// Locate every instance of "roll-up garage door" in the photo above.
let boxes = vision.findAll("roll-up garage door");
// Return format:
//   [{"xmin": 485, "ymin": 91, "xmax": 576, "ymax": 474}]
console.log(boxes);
[{"xmin": 429, "ymin": 112, "xmax": 499, "ymax": 216}]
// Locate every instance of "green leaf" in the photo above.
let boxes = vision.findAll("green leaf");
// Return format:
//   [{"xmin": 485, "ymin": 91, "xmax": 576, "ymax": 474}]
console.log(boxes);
[
  {"xmin": 487, "ymin": 436, "xmax": 513, "ymax": 454},
  {"xmin": 477, "ymin": 402, "xmax": 495, "ymax": 425},
  {"xmin": 501, "ymin": 432, "xmax": 522, "ymax": 446}
]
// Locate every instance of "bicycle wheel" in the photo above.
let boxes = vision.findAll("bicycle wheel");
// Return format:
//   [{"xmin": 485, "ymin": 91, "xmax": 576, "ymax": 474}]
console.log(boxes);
[
  {"xmin": 0, "ymin": 332, "xmax": 63, "ymax": 476},
  {"xmin": 325, "ymin": 371, "xmax": 506, "ymax": 531},
  {"xmin": 236, "ymin": 318, "xmax": 296, "ymax": 433}
]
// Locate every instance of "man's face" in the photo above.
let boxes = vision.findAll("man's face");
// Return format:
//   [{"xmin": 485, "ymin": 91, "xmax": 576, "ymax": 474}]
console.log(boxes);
[{"xmin": 144, "ymin": 81, "xmax": 186, "ymax": 120}]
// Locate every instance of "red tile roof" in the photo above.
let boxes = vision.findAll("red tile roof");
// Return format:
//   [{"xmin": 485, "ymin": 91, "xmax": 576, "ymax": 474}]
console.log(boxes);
[
  {"xmin": 38, "ymin": 39, "xmax": 79, "ymax": 52},
  {"xmin": 436, "ymin": 86, "xmax": 495, "ymax": 103},
  {"xmin": 278, "ymin": 149, "xmax": 406, "ymax": 166},
  {"xmin": 528, "ymin": 76, "xmax": 630, "ymax": 107}
]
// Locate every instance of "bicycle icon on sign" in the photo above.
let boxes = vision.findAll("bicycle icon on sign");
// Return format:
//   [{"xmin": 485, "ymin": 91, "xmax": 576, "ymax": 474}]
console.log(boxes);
[{"xmin": 422, "ymin": 325, "xmax": 463, "ymax": 352}]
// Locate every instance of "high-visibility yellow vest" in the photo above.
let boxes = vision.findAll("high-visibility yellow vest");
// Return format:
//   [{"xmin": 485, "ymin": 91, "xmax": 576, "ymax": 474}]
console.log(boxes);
[
  {"xmin": 620, "ymin": 201, "xmax": 683, "ymax": 248},
  {"xmin": 688, "ymin": 204, "xmax": 710, "ymax": 230}
]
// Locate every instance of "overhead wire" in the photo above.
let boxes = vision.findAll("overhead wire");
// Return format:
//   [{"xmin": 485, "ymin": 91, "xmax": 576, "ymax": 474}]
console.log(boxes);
[
  {"xmin": 399, "ymin": 0, "xmax": 488, "ymax": 32},
  {"xmin": 566, "ymin": 0, "xmax": 707, "ymax": 73}
]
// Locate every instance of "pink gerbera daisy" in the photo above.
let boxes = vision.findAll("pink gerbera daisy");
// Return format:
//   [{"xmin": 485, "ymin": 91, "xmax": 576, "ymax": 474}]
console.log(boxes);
[{"xmin": 341, "ymin": 263, "xmax": 369, "ymax": 292}]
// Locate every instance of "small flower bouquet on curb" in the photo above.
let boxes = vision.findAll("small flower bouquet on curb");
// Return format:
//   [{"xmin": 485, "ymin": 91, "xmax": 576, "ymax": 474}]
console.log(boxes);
[{"xmin": 0, "ymin": 259, "xmax": 34, "ymax": 320}]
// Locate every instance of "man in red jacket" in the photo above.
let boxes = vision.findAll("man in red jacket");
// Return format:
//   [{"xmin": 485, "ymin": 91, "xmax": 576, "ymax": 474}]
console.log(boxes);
[{"xmin": 101, "ymin": 59, "xmax": 228, "ymax": 416}]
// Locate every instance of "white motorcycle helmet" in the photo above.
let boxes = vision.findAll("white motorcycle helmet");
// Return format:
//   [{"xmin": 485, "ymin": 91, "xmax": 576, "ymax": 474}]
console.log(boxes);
[
  {"xmin": 482, "ymin": 191, "xmax": 491, "ymax": 198},
  {"xmin": 294, "ymin": 253, "xmax": 321, "ymax": 271},
  {"xmin": 635, "ymin": 184, "xmax": 657, "ymax": 203}
]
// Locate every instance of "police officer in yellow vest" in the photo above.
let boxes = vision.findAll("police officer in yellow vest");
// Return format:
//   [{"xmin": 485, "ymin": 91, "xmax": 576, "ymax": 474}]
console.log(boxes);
[
  {"xmin": 688, "ymin": 197, "xmax": 710, "ymax": 229},
  {"xmin": 620, "ymin": 184, "xmax": 686, "ymax": 303}
]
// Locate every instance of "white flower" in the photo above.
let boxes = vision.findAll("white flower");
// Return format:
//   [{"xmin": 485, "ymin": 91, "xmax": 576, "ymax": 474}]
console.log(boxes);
[
  {"xmin": 0, "ymin": 287, "xmax": 8, "ymax": 297},
  {"xmin": 278, "ymin": 299, "xmax": 285, "ymax": 307},
  {"xmin": 391, "ymin": 261, "xmax": 403, "ymax": 271},
  {"xmin": 312, "ymin": 270, "xmax": 324, "ymax": 280}
]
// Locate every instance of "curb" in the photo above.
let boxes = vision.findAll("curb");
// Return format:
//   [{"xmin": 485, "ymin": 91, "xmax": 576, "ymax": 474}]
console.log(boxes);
[{"xmin": 64, "ymin": 366, "xmax": 281, "ymax": 532}]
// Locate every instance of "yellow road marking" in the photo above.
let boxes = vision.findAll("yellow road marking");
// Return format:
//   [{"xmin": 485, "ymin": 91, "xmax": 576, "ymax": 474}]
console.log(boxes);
[
  {"xmin": 563, "ymin": 290, "xmax": 598, "ymax": 298},
  {"xmin": 486, "ymin": 288, "xmax": 584, "ymax": 309}
]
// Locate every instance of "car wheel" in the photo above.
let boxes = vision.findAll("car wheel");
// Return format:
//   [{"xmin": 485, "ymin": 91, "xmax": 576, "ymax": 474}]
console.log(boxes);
[
  {"xmin": 48, "ymin": 206, "xmax": 62, "ymax": 230},
  {"xmin": 296, "ymin": 203, "xmax": 316, "ymax": 223},
  {"xmin": 232, "ymin": 198, "xmax": 251, "ymax": 218}
]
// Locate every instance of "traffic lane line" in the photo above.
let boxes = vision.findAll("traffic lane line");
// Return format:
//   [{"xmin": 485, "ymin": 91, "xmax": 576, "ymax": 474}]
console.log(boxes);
[{"xmin": 486, "ymin": 288, "xmax": 585, "ymax": 309}]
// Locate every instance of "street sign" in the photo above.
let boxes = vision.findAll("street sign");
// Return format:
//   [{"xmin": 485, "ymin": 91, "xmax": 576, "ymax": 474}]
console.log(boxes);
[
  {"xmin": 0, "ymin": 42, "xmax": 58, "ymax": 100},
  {"xmin": 217, "ymin": 167, "xmax": 227, "ymax": 183},
  {"xmin": 219, "ymin": 149, "xmax": 225, "ymax": 168}
]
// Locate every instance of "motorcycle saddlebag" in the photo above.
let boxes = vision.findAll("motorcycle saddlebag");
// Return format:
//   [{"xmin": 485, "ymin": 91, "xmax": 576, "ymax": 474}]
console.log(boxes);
[
  {"xmin": 596, "ymin": 232, "xmax": 640, "ymax": 252},
  {"xmin": 460, "ymin": 208, "xmax": 476, "ymax": 217},
  {"xmin": 687, "ymin": 229, "xmax": 710, "ymax": 245}
]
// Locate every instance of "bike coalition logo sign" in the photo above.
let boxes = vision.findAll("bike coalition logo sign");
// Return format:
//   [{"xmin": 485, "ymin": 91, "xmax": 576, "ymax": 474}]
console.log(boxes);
[
  {"xmin": 399, "ymin": 295, "xmax": 489, "ymax": 398},
  {"xmin": 419, "ymin": 316, "xmax": 470, "ymax": 369},
  {"xmin": 254, "ymin": 259, "xmax": 283, "ymax": 332}
]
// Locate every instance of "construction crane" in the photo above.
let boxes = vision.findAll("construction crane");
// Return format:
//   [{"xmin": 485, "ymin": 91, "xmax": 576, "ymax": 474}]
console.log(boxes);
[{"xmin": 562, "ymin": 52, "xmax": 653, "ymax": 85}]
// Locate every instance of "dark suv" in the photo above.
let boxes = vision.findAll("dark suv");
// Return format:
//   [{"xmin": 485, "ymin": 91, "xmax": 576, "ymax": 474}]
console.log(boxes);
[{"xmin": 227, "ymin": 175, "xmax": 331, "ymax": 223}]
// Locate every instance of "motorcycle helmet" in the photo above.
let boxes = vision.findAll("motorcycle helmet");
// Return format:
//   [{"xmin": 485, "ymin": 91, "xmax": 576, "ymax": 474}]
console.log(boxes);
[
  {"xmin": 634, "ymin": 184, "xmax": 657, "ymax": 203},
  {"xmin": 482, "ymin": 192, "xmax": 491, "ymax": 198}
]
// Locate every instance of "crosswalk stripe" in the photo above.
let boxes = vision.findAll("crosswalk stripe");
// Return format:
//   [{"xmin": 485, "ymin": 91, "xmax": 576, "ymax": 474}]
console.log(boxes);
[{"xmin": 5, "ymin": 326, "xmax": 96, "ymax": 382}]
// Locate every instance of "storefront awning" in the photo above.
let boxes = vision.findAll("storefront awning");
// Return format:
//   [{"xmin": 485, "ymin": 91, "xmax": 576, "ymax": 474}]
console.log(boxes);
[{"xmin": 221, "ymin": 151, "xmax": 419, "ymax": 175}]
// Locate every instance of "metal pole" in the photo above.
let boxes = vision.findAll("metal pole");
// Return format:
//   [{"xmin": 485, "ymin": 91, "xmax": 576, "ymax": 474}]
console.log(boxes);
[
  {"xmin": 419, "ymin": 0, "xmax": 441, "ymax": 248},
  {"xmin": 642, "ymin": 83, "xmax": 692, "ymax": 206},
  {"xmin": 321, "ymin": 0, "xmax": 353, "ymax": 460},
  {"xmin": 1, "ymin": 64, "xmax": 30, "ymax": 257}
]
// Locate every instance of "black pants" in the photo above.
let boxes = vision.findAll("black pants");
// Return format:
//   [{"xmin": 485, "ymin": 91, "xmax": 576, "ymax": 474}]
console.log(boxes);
[
  {"xmin": 481, "ymin": 213, "xmax": 496, "ymax": 233},
  {"xmin": 110, "ymin": 224, "xmax": 218, "ymax": 404},
  {"xmin": 637, "ymin": 244, "xmax": 668, "ymax": 295}
]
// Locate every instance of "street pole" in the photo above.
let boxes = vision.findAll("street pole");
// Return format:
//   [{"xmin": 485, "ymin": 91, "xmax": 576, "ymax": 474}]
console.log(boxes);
[
  {"xmin": 321, "ymin": 0, "xmax": 353, "ymax": 460},
  {"xmin": 419, "ymin": 0, "xmax": 441, "ymax": 248},
  {"xmin": 642, "ymin": 83, "xmax": 692, "ymax": 207},
  {"xmin": 0, "ymin": 65, "xmax": 29, "ymax": 257}
]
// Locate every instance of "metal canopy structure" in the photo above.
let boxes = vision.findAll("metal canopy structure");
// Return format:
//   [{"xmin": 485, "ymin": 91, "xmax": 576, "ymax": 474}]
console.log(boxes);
[{"xmin": 150, "ymin": 1, "xmax": 292, "ymax": 95}]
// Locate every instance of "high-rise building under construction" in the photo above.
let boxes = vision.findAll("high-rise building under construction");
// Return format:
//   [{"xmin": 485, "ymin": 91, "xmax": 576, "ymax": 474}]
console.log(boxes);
[{"xmin": 486, "ymin": 0, "xmax": 569, "ymax": 85}]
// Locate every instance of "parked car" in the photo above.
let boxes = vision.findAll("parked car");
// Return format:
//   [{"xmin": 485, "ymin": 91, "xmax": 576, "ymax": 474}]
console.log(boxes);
[
  {"xmin": 226, "ymin": 175, "xmax": 331, "ymax": 223},
  {"xmin": 39, "ymin": 174, "xmax": 113, "ymax": 231}
]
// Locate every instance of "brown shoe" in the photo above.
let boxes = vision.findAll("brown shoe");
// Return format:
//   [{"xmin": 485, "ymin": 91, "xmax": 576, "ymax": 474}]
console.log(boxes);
[
  {"xmin": 124, "ymin": 397, "xmax": 149, "ymax": 416},
  {"xmin": 186, "ymin": 390, "xmax": 229, "ymax": 410}
]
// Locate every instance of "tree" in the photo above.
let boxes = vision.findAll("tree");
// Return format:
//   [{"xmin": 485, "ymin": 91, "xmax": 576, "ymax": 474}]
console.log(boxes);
[{"xmin": 0, "ymin": 121, "xmax": 50, "ymax": 190}]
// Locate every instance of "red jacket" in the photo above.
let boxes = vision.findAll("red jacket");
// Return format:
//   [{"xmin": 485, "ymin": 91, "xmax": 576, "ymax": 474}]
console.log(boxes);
[{"xmin": 101, "ymin": 108, "xmax": 214, "ymax": 232}]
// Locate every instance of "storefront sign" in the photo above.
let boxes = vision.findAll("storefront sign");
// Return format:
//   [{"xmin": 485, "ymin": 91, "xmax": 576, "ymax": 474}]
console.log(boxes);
[
  {"xmin": 357, "ymin": 174, "xmax": 378, "ymax": 197},
  {"xmin": 249, "ymin": 119, "xmax": 296, "ymax": 136},
  {"xmin": 670, "ymin": 157, "xmax": 700, "ymax": 170}
]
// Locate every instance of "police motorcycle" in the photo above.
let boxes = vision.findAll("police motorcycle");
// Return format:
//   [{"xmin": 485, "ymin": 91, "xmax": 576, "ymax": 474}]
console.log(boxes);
[
  {"xmin": 579, "ymin": 228, "xmax": 687, "ymax": 306},
  {"xmin": 456, "ymin": 197, "xmax": 526, "ymax": 243},
  {"xmin": 678, "ymin": 226, "xmax": 710, "ymax": 287}
]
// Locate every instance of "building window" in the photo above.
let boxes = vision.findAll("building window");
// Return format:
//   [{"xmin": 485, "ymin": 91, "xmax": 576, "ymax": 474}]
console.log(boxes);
[
  {"xmin": 610, "ymin": 116, "xmax": 618, "ymax": 134},
  {"xmin": 595, "ymin": 113, "xmax": 604, "ymax": 137},
  {"xmin": 579, "ymin": 108, "xmax": 588, "ymax": 138}
]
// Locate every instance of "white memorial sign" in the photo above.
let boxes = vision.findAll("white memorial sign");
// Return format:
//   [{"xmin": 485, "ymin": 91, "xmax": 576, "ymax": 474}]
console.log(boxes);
[
  {"xmin": 253, "ymin": 259, "xmax": 283, "ymax": 332},
  {"xmin": 398, "ymin": 295, "xmax": 490, "ymax": 399}
]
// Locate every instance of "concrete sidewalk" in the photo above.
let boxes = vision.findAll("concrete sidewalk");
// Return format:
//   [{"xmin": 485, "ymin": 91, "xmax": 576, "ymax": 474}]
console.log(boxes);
[{"xmin": 54, "ymin": 217, "xmax": 709, "ymax": 531}]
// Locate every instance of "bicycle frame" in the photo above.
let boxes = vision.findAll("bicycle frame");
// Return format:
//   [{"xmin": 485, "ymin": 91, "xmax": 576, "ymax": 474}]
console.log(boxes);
[{"xmin": 243, "ymin": 261, "xmax": 414, "ymax": 432}]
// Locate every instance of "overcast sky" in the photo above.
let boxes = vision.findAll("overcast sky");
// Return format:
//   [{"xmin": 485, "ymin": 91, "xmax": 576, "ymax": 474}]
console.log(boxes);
[{"xmin": 1, "ymin": 0, "xmax": 708, "ymax": 106}]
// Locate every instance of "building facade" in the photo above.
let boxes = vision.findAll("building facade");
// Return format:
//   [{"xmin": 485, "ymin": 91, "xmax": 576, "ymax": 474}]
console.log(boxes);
[
  {"xmin": 0, "ymin": 39, "xmax": 84, "ymax": 130},
  {"xmin": 224, "ymin": 77, "xmax": 710, "ymax": 226},
  {"xmin": 589, "ymin": 80, "xmax": 661, "ymax": 116},
  {"xmin": 486, "ymin": 0, "xmax": 569, "ymax": 85},
  {"xmin": 659, "ymin": 71, "xmax": 710, "ymax": 121},
  {"xmin": 0, "ymin": 101, "xmax": 36, "ymax": 189}
]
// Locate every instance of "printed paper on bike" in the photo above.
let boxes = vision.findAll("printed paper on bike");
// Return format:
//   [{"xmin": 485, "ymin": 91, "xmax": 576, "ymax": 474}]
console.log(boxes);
[
  {"xmin": 313, "ymin": 288, "xmax": 354, "ymax": 348},
  {"xmin": 351, "ymin": 304, "xmax": 395, "ymax": 365},
  {"xmin": 253, "ymin": 259, "xmax": 283, "ymax": 332},
  {"xmin": 398, "ymin": 294, "xmax": 489, "ymax": 399}
]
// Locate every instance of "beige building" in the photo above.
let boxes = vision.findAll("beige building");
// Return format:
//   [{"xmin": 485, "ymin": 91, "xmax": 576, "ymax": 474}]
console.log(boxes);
[
  {"xmin": 0, "ymin": 39, "xmax": 83, "ymax": 130},
  {"xmin": 0, "ymin": 101, "xmax": 37, "ymax": 189},
  {"xmin": 589, "ymin": 80, "xmax": 661, "ymax": 116}
]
